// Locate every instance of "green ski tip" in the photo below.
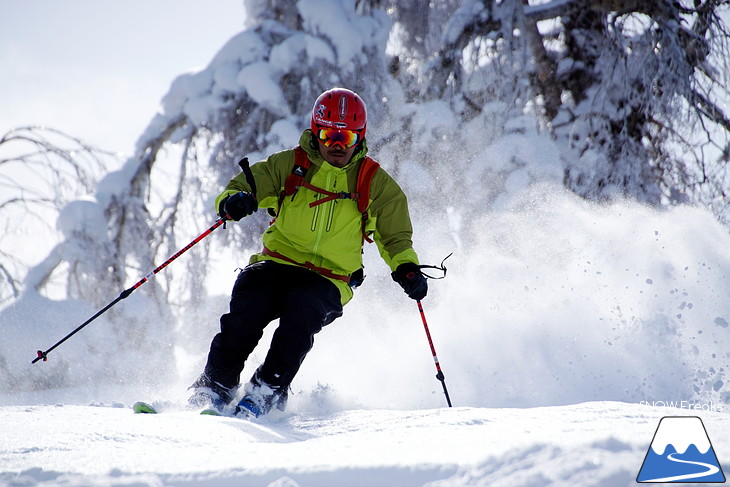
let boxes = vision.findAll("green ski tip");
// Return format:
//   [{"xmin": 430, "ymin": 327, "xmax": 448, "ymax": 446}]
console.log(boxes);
[
  {"xmin": 133, "ymin": 401, "xmax": 157, "ymax": 414},
  {"xmin": 200, "ymin": 408, "xmax": 222, "ymax": 416}
]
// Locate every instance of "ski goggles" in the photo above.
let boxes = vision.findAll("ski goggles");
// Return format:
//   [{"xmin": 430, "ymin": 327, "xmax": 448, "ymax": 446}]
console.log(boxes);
[{"xmin": 317, "ymin": 127, "xmax": 362, "ymax": 149}]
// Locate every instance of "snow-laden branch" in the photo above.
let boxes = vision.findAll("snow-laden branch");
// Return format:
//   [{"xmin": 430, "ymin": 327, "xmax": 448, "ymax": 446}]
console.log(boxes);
[{"xmin": 0, "ymin": 126, "xmax": 117, "ymax": 305}]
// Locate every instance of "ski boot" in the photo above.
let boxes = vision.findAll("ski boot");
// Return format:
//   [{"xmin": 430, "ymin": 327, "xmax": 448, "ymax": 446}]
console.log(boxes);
[
  {"xmin": 187, "ymin": 373, "xmax": 236, "ymax": 414},
  {"xmin": 235, "ymin": 370, "xmax": 289, "ymax": 418}
]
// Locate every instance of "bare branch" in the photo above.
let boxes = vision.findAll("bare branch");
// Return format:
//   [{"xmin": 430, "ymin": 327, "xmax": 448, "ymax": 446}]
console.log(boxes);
[{"xmin": 0, "ymin": 126, "xmax": 118, "ymax": 304}]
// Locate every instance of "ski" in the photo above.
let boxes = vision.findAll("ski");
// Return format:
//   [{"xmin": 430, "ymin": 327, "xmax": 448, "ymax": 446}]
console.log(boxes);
[
  {"xmin": 131, "ymin": 401, "xmax": 249, "ymax": 419},
  {"xmin": 133, "ymin": 401, "xmax": 157, "ymax": 414},
  {"xmin": 200, "ymin": 408, "xmax": 222, "ymax": 416}
]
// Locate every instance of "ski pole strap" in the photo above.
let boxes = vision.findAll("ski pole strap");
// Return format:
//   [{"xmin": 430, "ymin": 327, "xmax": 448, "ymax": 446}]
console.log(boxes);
[
  {"xmin": 261, "ymin": 247, "xmax": 352, "ymax": 284},
  {"xmin": 417, "ymin": 252, "xmax": 452, "ymax": 280}
]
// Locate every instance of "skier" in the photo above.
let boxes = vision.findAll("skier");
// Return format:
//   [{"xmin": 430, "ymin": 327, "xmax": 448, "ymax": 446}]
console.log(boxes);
[{"xmin": 189, "ymin": 87, "xmax": 427, "ymax": 417}]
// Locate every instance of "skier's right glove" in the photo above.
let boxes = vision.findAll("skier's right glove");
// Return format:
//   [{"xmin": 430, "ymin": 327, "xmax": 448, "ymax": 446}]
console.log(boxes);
[
  {"xmin": 392, "ymin": 263, "xmax": 428, "ymax": 301},
  {"xmin": 218, "ymin": 191, "xmax": 258, "ymax": 221}
]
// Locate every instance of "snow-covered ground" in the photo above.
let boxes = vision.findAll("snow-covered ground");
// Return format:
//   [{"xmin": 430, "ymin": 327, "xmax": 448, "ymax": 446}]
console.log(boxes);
[
  {"xmin": 3, "ymin": 188, "xmax": 730, "ymax": 487},
  {"xmin": 2, "ymin": 400, "xmax": 727, "ymax": 487}
]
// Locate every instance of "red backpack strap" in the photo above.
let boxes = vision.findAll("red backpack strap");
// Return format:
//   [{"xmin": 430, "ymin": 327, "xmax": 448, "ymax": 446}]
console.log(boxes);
[
  {"xmin": 356, "ymin": 157, "xmax": 380, "ymax": 243},
  {"xmin": 284, "ymin": 146, "xmax": 311, "ymax": 196},
  {"xmin": 356, "ymin": 157, "xmax": 380, "ymax": 213},
  {"xmin": 275, "ymin": 149, "xmax": 381, "ymax": 244},
  {"xmin": 272, "ymin": 146, "xmax": 311, "ymax": 223}
]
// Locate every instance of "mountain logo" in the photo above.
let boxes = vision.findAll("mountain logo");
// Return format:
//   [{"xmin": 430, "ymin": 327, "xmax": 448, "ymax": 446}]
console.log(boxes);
[{"xmin": 637, "ymin": 416, "xmax": 726, "ymax": 483}]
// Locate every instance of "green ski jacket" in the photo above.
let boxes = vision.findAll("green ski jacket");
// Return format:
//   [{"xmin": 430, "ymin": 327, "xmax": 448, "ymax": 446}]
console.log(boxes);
[{"xmin": 216, "ymin": 130, "xmax": 419, "ymax": 304}]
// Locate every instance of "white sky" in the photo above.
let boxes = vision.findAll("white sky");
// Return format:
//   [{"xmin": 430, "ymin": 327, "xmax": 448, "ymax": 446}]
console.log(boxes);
[{"xmin": 0, "ymin": 0, "xmax": 245, "ymax": 157}]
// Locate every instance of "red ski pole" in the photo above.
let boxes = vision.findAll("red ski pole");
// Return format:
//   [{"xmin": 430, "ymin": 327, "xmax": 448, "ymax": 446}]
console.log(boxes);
[
  {"xmin": 417, "ymin": 300, "xmax": 452, "ymax": 407},
  {"xmin": 32, "ymin": 157, "xmax": 257, "ymax": 364},
  {"xmin": 32, "ymin": 217, "xmax": 227, "ymax": 364}
]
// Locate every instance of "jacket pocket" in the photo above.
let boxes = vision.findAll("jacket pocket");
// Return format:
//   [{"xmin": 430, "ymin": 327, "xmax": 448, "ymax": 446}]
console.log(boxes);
[
  {"xmin": 326, "ymin": 200, "xmax": 337, "ymax": 232},
  {"xmin": 310, "ymin": 195, "xmax": 321, "ymax": 232}
]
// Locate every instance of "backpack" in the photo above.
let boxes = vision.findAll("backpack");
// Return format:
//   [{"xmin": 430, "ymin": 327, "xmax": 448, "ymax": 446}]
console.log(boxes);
[{"xmin": 273, "ymin": 146, "xmax": 380, "ymax": 243}]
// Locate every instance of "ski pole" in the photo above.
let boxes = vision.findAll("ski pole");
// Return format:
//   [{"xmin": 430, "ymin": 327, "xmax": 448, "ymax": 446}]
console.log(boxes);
[
  {"xmin": 32, "ymin": 217, "xmax": 227, "ymax": 364},
  {"xmin": 417, "ymin": 300, "xmax": 452, "ymax": 407},
  {"xmin": 32, "ymin": 157, "xmax": 256, "ymax": 364}
]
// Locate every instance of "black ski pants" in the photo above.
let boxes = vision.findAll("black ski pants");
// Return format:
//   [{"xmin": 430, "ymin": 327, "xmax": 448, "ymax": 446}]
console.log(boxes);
[{"xmin": 203, "ymin": 260, "xmax": 343, "ymax": 391}]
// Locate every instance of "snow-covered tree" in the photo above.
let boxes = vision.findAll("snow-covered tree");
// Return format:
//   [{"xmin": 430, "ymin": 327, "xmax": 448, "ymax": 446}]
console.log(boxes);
[
  {"xmin": 3, "ymin": 0, "xmax": 729, "ymax": 397},
  {"xmin": 12, "ymin": 0, "xmax": 730, "ymax": 307},
  {"xmin": 0, "ymin": 126, "xmax": 113, "ymax": 305},
  {"xmin": 521, "ymin": 0, "xmax": 730, "ymax": 213}
]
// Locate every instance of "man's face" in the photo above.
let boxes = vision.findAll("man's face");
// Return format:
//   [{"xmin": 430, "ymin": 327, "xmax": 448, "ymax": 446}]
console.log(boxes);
[{"xmin": 319, "ymin": 142, "xmax": 357, "ymax": 168}]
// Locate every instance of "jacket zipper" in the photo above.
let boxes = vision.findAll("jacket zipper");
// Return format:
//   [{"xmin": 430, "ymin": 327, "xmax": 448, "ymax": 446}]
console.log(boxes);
[
  {"xmin": 310, "ymin": 195, "xmax": 320, "ymax": 232},
  {"xmin": 311, "ymin": 171, "xmax": 333, "ymax": 257},
  {"xmin": 326, "ymin": 178, "xmax": 337, "ymax": 232}
]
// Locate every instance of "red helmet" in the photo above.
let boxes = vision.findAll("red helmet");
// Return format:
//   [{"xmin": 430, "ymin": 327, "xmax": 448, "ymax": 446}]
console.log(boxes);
[{"xmin": 310, "ymin": 88, "xmax": 367, "ymax": 138}]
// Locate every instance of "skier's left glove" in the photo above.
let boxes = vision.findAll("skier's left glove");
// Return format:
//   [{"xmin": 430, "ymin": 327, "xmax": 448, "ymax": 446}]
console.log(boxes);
[{"xmin": 392, "ymin": 263, "xmax": 428, "ymax": 301}]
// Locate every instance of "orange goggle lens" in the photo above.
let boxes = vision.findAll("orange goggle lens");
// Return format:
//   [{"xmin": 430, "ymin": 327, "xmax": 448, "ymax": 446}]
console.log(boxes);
[{"xmin": 317, "ymin": 128, "xmax": 361, "ymax": 149}]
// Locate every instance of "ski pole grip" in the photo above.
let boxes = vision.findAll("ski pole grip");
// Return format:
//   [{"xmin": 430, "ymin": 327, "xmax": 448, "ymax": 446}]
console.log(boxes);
[{"xmin": 238, "ymin": 157, "xmax": 257, "ymax": 197}]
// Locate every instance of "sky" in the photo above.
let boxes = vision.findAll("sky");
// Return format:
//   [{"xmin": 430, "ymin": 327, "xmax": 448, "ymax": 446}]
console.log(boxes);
[{"xmin": 0, "ymin": 0, "xmax": 245, "ymax": 157}]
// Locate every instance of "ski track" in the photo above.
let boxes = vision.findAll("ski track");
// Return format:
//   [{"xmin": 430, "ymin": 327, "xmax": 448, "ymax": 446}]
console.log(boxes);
[{"xmin": 1, "ymin": 401, "xmax": 728, "ymax": 486}]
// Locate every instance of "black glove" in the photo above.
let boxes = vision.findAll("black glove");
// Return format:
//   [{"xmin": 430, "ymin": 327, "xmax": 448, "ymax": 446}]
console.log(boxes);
[
  {"xmin": 218, "ymin": 191, "xmax": 257, "ymax": 221},
  {"xmin": 392, "ymin": 263, "xmax": 428, "ymax": 301}
]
